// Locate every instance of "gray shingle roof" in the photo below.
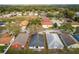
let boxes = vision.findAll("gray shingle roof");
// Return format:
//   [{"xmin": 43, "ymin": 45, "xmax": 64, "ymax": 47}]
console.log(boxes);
[
  {"xmin": 60, "ymin": 33, "xmax": 76, "ymax": 46},
  {"xmin": 12, "ymin": 32, "xmax": 29, "ymax": 46},
  {"xmin": 29, "ymin": 34, "xmax": 44, "ymax": 47}
]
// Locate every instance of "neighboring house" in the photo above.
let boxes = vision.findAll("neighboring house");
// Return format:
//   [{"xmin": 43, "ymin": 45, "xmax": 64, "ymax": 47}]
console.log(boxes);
[
  {"xmin": 60, "ymin": 32, "xmax": 79, "ymax": 48},
  {"xmin": 28, "ymin": 12, "xmax": 34, "ymax": 16},
  {"xmin": 0, "ymin": 30, "xmax": 9, "ymax": 34},
  {"xmin": 71, "ymin": 22, "xmax": 79, "ymax": 28},
  {"xmin": 34, "ymin": 12, "xmax": 38, "ymax": 16},
  {"xmin": 19, "ymin": 20, "xmax": 29, "ymax": 32},
  {"xmin": 16, "ymin": 12, "xmax": 22, "ymax": 16},
  {"xmin": 28, "ymin": 11, "xmax": 38, "ymax": 16},
  {"xmin": 68, "ymin": 44, "xmax": 79, "ymax": 48},
  {"xmin": 46, "ymin": 32, "xmax": 64, "ymax": 49},
  {"xmin": 2, "ymin": 14, "xmax": 12, "ymax": 18},
  {"xmin": 19, "ymin": 20, "xmax": 29, "ymax": 26},
  {"xmin": 12, "ymin": 32, "xmax": 29, "ymax": 49},
  {"xmin": 40, "ymin": 11, "xmax": 47, "ymax": 17},
  {"xmin": 0, "ymin": 22, "xmax": 5, "ymax": 27},
  {"xmin": 52, "ymin": 19, "xmax": 64, "ymax": 27},
  {"xmin": 0, "ymin": 33, "xmax": 12, "ymax": 46},
  {"xmin": 75, "ymin": 12, "xmax": 79, "ymax": 16},
  {"xmin": 23, "ymin": 12, "xmax": 28, "ymax": 16},
  {"xmin": 41, "ymin": 17, "xmax": 52, "ymax": 28},
  {"xmin": 0, "ymin": 12, "xmax": 17, "ymax": 18}
]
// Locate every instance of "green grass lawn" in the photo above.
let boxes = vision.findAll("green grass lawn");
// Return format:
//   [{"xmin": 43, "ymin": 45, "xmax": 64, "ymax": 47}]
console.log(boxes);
[
  {"xmin": 10, "ymin": 16, "xmax": 28, "ymax": 21},
  {"xmin": 6, "ymin": 47, "xmax": 79, "ymax": 54},
  {"xmin": 0, "ymin": 46, "xmax": 7, "ymax": 53}
]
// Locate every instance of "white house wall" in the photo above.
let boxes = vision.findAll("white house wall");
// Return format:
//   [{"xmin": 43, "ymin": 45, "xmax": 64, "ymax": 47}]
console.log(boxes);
[
  {"xmin": 42, "ymin": 25, "xmax": 52, "ymax": 28},
  {"xmin": 68, "ymin": 44, "xmax": 79, "ymax": 48}
]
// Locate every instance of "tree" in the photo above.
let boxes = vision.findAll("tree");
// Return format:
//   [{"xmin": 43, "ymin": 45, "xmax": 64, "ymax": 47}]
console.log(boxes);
[
  {"xmin": 64, "ymin": 9, "xmax": 75, "ymax": 19},
  {"xmin": 59, "ymin": 23, "xmax": 74, "ymax": 33},
  {"xmin": 6, "ymin": 23, "xmax": 20, "ymax": 36},
  {"xmin": 74, "ymin": 27, "xmax": 79, "ymax": 34},
  {"xmin": 53, "ymin": 23, "xmax": 58, "ymax": 28},
  {"xmin": 28, "ymin": 18, "xmax": 42, "ymax": 34},
  {"xmin": 74, "ymin": 17, "xmax": 79, "ymax": 22},
  {"xmin": 29, "ymin": 18, "xmax": 41, "ymax": 25}
]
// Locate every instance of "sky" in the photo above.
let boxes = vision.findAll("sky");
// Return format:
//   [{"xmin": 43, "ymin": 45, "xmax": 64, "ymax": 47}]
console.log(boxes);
[{"xmin": 0, "ymin": 0, "xmax": 79, "ymax": 5}]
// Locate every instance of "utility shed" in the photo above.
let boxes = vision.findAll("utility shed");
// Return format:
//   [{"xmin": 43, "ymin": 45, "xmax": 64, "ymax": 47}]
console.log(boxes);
[{"xmin": 46, "ymin": 32, "xmax": 64, "ymax": 49}]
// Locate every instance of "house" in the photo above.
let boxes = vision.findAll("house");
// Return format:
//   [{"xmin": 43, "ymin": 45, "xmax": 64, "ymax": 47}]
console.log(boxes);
[
  {"xmin": 19, "ymin": 20, "xmax": 29, "ymax": 27},
  {"xmin": 2, "ymin": 14, "xmax": 12, "ymax": 18},
  {"xmin": 12, "ymin": 32, "xmax": 29, "ymax": 49},
  {"xmin": 0, "ymin": 22, "xmax": 5, "ymax": 27},
  {"xmin": 60, "ymin": 32, "xmax": 79, "ymax": 48},
  {"xmin": 75, "ymin": 12, "xmax": 79, "ymax": 16},
  {"xmin": 40, "ymin": 11, "xmax": 47, "ymax": 17},
  {"xmin": 0, "ymin": 30, "xmax": 9, "ymax": 34},
  {"xmin": 0, "ymin": 33, "xmax": 12, "ymax": 46},
  {"xmin": 52, "ymin": 18, "xmax": 64, "ymax": 27},
  {"xmin": 23, "ymin": 12, "xmax": 28, "ymax": 16},
  {"xmin": 28, "ymin": 12, "xmax": 34, "ymax": 16},
  {"xmin": 71, "ymin": 22, "xmax": 79, "ymax": 28},
  {"xmin": 41, "ymin": 17, "xmax": 52, "ymax": 28},
  {"xmin": 16, "ymin": 12, "xmax": 22, "ymax": 16},
  {"xmin": 68, "ymin": 44, "xmax": 79, "ymax": 48},
  {"xmin": 28, "ymin": 11, "xmax": 38, "ymax": 16},
  {"xmin": 19, "ymin": 20, "xmax": 29, "ymax": 32},
  {"xmin": 34, "ymin": 12, "xmax": 38, "ymax": 16},
  {"xmin": 29, "ymin": 33, "xmax": 44, "ymax": 49},
  {"xmin": 46, "ymin": 32, "xmax": 64, "ymax": 49}
]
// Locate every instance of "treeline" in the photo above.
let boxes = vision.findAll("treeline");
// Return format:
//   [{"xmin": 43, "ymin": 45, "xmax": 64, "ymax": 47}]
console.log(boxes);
[
  {"xmin": 0, "ymin": 5, "xmax": 56, "ymax": 13},
  {"xmin": 0, "ymin": 5, "xmax": 79, "ymax": 13}
]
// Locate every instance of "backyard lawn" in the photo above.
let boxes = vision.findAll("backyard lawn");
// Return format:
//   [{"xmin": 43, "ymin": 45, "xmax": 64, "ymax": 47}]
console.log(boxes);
[{"xmin": 0, "ymin": 46, "xmax": 7, "ymax": 53}]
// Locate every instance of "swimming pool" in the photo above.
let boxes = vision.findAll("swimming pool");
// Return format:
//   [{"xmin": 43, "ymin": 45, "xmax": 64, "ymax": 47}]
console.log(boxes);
[{"xmin": 73, "ymin": 34, "xmax": 79, "ymax": 41}]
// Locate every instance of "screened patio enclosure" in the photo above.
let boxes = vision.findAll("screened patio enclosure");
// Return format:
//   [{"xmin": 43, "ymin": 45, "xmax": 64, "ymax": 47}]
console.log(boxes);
[{"xmin": 46, "ymin": 32, "xmax": 64, "ymax": 49}]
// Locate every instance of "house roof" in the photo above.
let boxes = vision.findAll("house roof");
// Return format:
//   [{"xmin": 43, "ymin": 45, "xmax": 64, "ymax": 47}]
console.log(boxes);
[
  {"xmin": 0, "ymin": 22, "xmax": 5, "ymax": 25},
  {"xmin": 29, "ymin": 33, "xmax": 44, "ymax": 47},
  {"xmin": 41, "ymin": 17, "xmax": 52, "ymax": 25},
  {"xmin": 12, "ymin": 32, "xmax": 29, "ymax": 47},
  {"xmin": 19, "ymin": 20, "xmax": 29, "ymax": 27},
  {"xmin": 0, "ymin": 30, "xmax": 9, "ymax": 34},
  {"xmin": 60, "ymin": 33, "xmax": 76, "ymax": 46},
  {"xmin": 0, "ymin": 33, "xmax": 12, "ymax": 44},
  {"xmin": 46, "ymin": 33, "xmax": 64, "ymax": 49},
  {"xmin": 71, "ymin": 22, "xmax": 79, "ymax": 25}
]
